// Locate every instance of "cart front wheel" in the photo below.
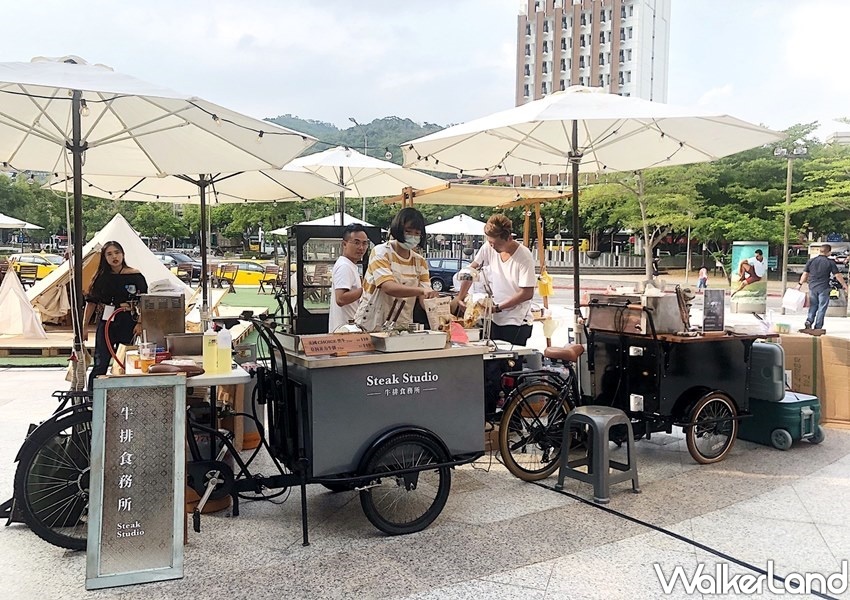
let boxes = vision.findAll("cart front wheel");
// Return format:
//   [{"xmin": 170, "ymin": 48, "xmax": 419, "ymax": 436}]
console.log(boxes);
[
  {"xmin": 685, "ymin": 392, "xmax": 738, "ymax": 464},
  {"xmin": 359, "ymin": 432, "xmax": 451, "ymax": 535},
  {"xmin": 770, "ymin": 429, "xmax": 793, "ymax": 451},
  {"xmin": 809, "ymin": 425, "xmax": 826, "ymax": 445},
  {"xmin": 13, "ymin": 409, "xmax": 92, "ymax": 550}
]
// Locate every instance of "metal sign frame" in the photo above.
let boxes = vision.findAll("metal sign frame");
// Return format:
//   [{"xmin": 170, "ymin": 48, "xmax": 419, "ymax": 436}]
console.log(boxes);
[{"xmin": 86, "ymin": 374, "xmax": 186, "ymax": 590}]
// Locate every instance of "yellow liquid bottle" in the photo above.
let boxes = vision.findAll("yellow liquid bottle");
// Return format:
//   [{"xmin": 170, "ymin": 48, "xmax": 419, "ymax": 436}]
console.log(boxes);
[
  {"xmin": 202, "ymin": 326, "xmax": 218, "ymax": 373},
  {"xmin": 216, "ymin": 327, "xmax": 233, "ymax": 374}
]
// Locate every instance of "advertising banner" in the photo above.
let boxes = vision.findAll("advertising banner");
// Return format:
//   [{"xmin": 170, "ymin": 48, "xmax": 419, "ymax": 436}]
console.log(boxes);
[{"xmin": 730, "ymin": 241, "xmax": 768, "ymax": 313}]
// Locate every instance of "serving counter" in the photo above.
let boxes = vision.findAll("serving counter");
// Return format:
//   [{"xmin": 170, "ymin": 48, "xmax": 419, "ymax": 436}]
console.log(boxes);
[{"xmin": 280, "ymin": 345, "xmax": 488, "ymax": 477}]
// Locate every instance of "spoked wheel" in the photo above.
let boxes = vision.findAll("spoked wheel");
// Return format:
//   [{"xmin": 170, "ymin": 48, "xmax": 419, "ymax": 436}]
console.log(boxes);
[
  {"xmin": 359, "ymin": 432, "xmax": 451, "ymax": 535},
  {"xmin": 685, "ymin": 392, "xmax": 738, "ymax": 464},
  {"xmin": 498, "ymin": 382, "xmax": 577, "ymax": 481},
  {"xmin": 13, "ymin": 409, "xmax": 92, "ymax": 550}
]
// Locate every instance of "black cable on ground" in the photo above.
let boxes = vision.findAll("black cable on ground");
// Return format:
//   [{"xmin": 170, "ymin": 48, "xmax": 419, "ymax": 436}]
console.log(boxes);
[{"xmin": 531, "ymin": 480, "xmax": 838, "ymax": 600}]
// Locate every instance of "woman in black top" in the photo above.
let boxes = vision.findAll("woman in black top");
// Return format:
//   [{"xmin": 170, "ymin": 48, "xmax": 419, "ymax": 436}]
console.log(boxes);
[{"xmin": 83, "ymin": 241, "xmax": 148, "ymax": 390}]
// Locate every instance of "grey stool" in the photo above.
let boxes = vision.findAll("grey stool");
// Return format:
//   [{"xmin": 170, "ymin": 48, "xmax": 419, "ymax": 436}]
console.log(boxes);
[{"xmin": 555, "ymin": 406, "xmax": 640, "ymax": 504}]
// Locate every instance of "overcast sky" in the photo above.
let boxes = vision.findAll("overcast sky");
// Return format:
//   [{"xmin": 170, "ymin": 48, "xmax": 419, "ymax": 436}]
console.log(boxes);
[{"xmin": 4, "ymin": 0, "xmax": 846, "ymax": 139}]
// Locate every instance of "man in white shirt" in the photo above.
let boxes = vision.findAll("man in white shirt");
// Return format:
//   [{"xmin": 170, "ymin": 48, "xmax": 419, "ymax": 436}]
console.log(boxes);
[
  {"xmin": 451, "ymin": 214, "xmax": 536, "ymax": 345},
  {"xmin": 731, "ymin": 248, "xmax": 767, "ymax": 297},
  {"xmin": 328, "ymin": 224, "xmax": 370, "ymax": 332}
]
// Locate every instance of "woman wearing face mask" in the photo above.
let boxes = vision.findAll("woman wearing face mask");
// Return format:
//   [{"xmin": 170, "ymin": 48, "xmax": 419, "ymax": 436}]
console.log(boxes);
[{"xmin": 354, "ymin": 207, "xmax": 438, "ymax": 330}]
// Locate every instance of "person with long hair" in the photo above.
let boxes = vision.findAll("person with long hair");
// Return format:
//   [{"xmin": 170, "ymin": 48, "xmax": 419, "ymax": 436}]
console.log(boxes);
[
  {"xmin": 354, "ymin": 207, "xmax": 438, "ymax": 330},
  {"xmin": 82, "ymin": 241, "xmax": 148, "ymax": 390}
]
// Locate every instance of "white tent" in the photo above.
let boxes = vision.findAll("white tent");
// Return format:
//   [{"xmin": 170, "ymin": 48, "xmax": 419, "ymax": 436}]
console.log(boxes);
[
  {"xmin": 269, "ymin": 214, "xmax": 376, "ymax": 236},
  {"xmin": 0, "ymin": 269, "xmax": 47, "ymax": 338},
  {"xmin": 27, "ymin": 213, "xmax": 191, "ymax": 323},
  {"xmin": 426, "ymin": 214, "xmax": 487, "ymax": 236}
]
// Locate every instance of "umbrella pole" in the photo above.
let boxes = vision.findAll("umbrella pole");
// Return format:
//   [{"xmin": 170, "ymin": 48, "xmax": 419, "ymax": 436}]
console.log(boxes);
[
  {"xmin": 570, "ymin": 119, "xmax": 582, "ymax": 319},
  {"xmin": 71, "ymin": 89, "xmax": 87, "ymax": 390},
  {"xmin": 338, "ymin": 166, "xmax": 345, "ymax": 226},
  {"xmin": 199, "ymin": 175, "xmax": 210, "ymax": 314}
]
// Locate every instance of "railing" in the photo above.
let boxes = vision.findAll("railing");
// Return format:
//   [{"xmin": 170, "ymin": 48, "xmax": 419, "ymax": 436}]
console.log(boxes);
[{"xmin": 425, "ymin": 248, "xmax": 645, "ymax": 268}]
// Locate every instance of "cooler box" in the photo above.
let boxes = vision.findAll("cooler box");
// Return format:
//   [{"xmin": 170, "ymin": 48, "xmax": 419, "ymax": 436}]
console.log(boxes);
[
  {"xmin": 749, "ymin": 342, "xmax": 785, "ymax": 402},
  {"xmin": 738, "ymin": 391, "xmax": 825, "ymax": 450}
]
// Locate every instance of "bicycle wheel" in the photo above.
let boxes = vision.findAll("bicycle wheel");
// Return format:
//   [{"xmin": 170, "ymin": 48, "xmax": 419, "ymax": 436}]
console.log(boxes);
[
  {"xmin": 359, "ymin": 432, "xmax": 451, "ymax": 535},
  {"xmin": 685, "ymin": 392, "xmax": 738, "ymax": 464},
  {"xmin": 13, "ymin": 409, "xmax": 92, "ymax": 550},
  {"xmin": 498, "ymin": 382, "xmax": 576, "ymax": 481}
]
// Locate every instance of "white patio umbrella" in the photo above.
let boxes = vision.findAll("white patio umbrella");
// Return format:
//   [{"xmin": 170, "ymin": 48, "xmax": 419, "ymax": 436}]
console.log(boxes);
[
  {"xmin": 287, "ymin": 146, "xmax": 445, "ymax": 225},
  {"xmin": 46, "ymin": 165, "xmax": 343, "ymax": 205},
  {"xmin": 402, "ymin": 86, "xmax": 785, "ymax": 314},
  {"xmin": 0, "ymin": 211, "xmax": 42, "ymax": 230},
  {"xmin": 426, "ymin": 214, "xmax": 486, "ymax": 236},
  {"xmin": 268, "ymin": 213, "xmax": 375, "ymax": 236},
  {"xmin": 0, "ymin": 56, "xmax": 316, "ymax": 365}
]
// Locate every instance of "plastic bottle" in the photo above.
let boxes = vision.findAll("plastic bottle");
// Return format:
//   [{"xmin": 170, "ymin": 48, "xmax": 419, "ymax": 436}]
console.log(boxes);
[
  {"xmin": 202, "ymin": 324, "xmax": 218, "ymax": 373},
  {"xmin": 216, "ymin": 326, "xmax": 233, "ymax": 374}
]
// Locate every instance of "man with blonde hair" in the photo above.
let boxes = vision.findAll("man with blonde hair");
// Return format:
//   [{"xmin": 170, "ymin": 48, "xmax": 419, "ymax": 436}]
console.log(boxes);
[{"xmin": 452, "ymin": 214, "xmax": 536, "ymax": 345}]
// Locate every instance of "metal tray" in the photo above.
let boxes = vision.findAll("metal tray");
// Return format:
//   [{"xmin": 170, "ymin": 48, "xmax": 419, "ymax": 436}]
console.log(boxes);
[{"xmin": 370, "ymin": 331, "xmax": 448, "ymax": 353}]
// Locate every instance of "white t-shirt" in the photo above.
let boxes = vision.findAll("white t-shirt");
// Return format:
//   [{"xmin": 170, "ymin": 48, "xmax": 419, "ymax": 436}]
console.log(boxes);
[
  {"xmin": 328, "ymin": 256, "xmax": 362, "ymax": 332},
  {"xmin": 473, "ymin": 243, "xmax": 537, "ymax": 326},
  {"xmin": 748, "ymin": 256, "xmax": 767, "ymax": 278}
]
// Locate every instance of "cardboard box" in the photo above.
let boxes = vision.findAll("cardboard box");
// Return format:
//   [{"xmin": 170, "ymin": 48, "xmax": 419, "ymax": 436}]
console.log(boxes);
[
  {"xmin": 484, "ymin": 423, "xmax": 500, "ymax": 453},
  {"xmin": 778, "ymin": 333, "xmax": 825, "ymax": 397},
  {"xmin": 820, "ymin": 336, "xmax": 850, "ymax": 425}
]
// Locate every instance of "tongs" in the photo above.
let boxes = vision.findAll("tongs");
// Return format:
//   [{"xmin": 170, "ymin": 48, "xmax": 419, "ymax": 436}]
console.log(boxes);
[{"xmin": 382, "ymin": 299, "xmax": 406, "ymax": 331}]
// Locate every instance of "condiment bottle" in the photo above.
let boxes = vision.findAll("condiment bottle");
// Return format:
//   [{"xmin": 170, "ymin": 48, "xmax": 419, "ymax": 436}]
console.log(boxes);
[
  {"xmin": 203, "ymin": 323, "xmax": 218, "ymax": 373},
  {"xmin": 216, "ymin": 326, "xmax": 233, "ymax": 374}
]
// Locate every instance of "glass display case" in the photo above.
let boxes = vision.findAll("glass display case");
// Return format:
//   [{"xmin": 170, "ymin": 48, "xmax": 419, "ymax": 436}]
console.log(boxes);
[{"xmin": 287, "ymin": 224, "xmax": 382, "ymax": 334}]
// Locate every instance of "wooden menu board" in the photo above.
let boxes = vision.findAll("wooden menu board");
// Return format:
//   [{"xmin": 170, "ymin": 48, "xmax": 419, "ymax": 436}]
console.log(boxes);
[{"xmin": 301, "ymin": 333, "xmax": 375, "ymax": 356}]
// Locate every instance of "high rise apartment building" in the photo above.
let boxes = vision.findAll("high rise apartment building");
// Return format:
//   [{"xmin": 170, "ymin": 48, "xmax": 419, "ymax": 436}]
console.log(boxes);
[{"xmin": 515, "ymin": 0, "xmax": 670, "ymax": 106}]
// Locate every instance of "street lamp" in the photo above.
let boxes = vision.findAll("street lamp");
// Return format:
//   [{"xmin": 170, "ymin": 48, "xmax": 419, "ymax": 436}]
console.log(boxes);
[
  {"xmin": 348, "ymin": 117, "xmax": 368, "ymax": 221},
  {"xmin": 775, "ymin": 145, "xmax": 808, "ymax": 314}
]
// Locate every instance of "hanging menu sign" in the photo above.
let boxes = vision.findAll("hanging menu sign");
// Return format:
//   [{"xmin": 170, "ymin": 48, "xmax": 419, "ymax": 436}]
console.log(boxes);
[
  {"xmin": 301, "ymin": 333, "xmax": 375, "ymax": 356},
  {"xmin": 87, "ymin": 374, "xmax": 186, "ymax": 590},
  {"xmin": 703, "ymin": 289, "xmax": 726, "ymax": 332}
]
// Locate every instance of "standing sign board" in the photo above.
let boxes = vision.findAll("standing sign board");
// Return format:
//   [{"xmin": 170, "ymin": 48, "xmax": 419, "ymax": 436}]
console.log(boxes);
[
  {"xmin": 730, "ymin": 241, "xmax": 768, "ymax": 314},
  {"xmin": 86, "ymin": 374, "xmax": 186, "ymax": 590},
  {"xmin": 703, "ymin": 289, "xmax": 726, "ymax": 332}
]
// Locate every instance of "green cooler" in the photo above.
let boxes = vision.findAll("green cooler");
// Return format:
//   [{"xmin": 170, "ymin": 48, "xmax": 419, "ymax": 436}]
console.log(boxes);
[{"xmin": 738, "ymin": 342, "xmax": 825, "ymax": 450}]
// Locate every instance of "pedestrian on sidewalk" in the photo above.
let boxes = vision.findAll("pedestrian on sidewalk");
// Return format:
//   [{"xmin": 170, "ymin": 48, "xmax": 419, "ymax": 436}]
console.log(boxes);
[
  {"xmin": 697, "ymin": 265, "xmax": 708, "ymax": 293},
  {"xmin": 798, "ymin": 244, "xmax": 848, "ymax": 331}
]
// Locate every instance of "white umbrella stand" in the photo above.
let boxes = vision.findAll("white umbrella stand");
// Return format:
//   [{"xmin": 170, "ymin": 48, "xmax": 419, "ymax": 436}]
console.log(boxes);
[
  {"xmin": 403, "ymin": 86, "xmax": 785, "ymax": 316},
  {"xmin": 0, "ymin": 55, "xmax": 317, "ymax": 369}
]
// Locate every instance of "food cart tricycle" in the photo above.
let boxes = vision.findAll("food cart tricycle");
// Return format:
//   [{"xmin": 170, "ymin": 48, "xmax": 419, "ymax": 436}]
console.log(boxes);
[
  {"xmin": 494, "ymin": 294, "xmax": 780, "ymax": 482},
  {"xmin": 6, "ymin": 314, "xmax": 487, "ymax": 550}
]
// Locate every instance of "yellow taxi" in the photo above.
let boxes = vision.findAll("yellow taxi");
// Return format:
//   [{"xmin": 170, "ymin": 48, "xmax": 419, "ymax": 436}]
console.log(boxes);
[
  {"xmin": 215, "ymin": 259, "xmax": 277, "ymax": 287},
  {"xmin": 8, "ymin": 252, "xmax": 65, "ymax": 279}
]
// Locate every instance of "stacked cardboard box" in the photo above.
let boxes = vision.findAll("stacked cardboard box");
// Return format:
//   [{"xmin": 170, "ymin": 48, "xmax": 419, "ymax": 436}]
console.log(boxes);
[
  {"xmin": 820, "ymin": 337, "xmax": 850, "ymax": 426},
  {"xmin": 779, "ymin": 334, "xmax": 849, "ymax": 427}
]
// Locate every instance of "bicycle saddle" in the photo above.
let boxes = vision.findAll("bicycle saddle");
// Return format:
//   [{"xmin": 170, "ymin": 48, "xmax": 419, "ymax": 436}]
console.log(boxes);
[{"xmin": 543, "ymin": 344, "xmax": 584, "ymax": 363}]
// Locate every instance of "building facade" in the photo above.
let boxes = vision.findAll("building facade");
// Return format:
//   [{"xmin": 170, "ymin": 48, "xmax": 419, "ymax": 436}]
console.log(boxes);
[{"xmin": 515, "ymin": 0, "xmax": 671, "ymax": 106}]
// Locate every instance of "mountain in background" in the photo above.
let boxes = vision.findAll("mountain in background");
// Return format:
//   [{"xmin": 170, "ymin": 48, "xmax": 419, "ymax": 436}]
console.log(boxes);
[{"xmin": 266, "ymin": 115, "xmax": 446, "ymax": 164}]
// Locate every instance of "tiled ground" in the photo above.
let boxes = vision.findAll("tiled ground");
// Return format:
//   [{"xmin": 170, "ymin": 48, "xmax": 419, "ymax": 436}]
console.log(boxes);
[{"xmin": 1, "ymin": 364, "xmax": 848, "ymax": 600}]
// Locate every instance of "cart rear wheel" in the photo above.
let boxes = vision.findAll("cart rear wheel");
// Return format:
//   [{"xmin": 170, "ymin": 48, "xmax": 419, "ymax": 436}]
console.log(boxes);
[
  {"xmin": 359, "ymin": 432, "xmax": 451, "ymax": 535},
  {"xmin": 498, "ymin": 382, "xmax": 577, "ymax": 481},
  {"xmin": 809, "ymin": 425, "xmax": 825, "ymax": 445},
  {"xmin": 770, "ymin": 428, "xmax": 793, "ymax": 451},
  {"xmin": 685, "ymin": 392, "xmax": 738, "ymax": 464},
  {"xmin": 13, "ymin": 409, "xmax": 92, "ymax": 550}
]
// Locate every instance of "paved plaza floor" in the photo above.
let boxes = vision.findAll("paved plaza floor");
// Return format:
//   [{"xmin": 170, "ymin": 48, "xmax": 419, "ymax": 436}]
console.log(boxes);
[{"xmin": 1, "ymin": 277, "xmax": 849, "ymax": 599}]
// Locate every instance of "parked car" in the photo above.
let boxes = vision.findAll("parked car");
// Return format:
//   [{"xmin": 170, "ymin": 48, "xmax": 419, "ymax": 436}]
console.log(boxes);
[
  {"xmin": 7, "ymin": 252, "xmax": 64, "ymax": 279},
  {"xmin": 153, "ymin": 251, "xmax": 203, "ymax": 281},
  {"xmin": 426, "ymin": 258, "xmax": 471, "ymax": 292},
  {"xmin": 214, "ymin": 259, "xmax": 276, "ymax": 286}
]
